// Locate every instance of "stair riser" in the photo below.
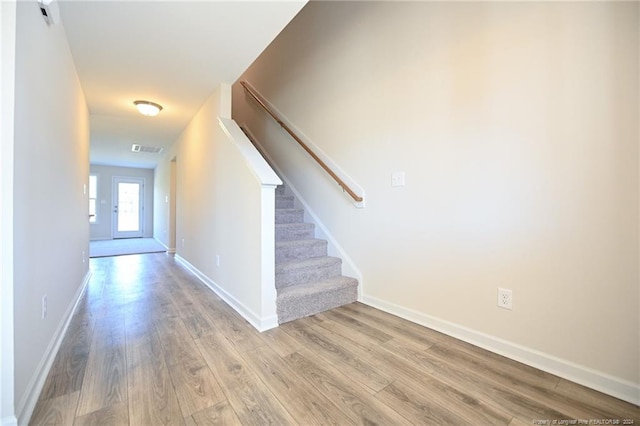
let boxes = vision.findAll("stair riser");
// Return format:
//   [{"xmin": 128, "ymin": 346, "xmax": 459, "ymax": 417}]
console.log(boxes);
[
  {"xmin": 275, "ymin": 226, "xmax": 315, "ymax": 242},
  {"xmin": 277, "ymin": 286, "xmax": 358, "ymax": 324},
  {"xmin": 275, "ymin": 210, "xmax": 304, "ymax": 224},
  {"xmin": 276, "ymin": 242, "xmax": 327, "ymax": 263},
  {"xmin": 275, "ymin": 197, "xmax": 294, "ymax": 209},
  {"xmin": 276, "ymin": 263, "xmax": 342, "ymax": 289}
]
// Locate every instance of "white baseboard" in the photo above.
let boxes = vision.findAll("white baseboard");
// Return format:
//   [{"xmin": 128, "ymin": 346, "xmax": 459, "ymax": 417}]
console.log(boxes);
[
  {"xmin": 16, "ymin": 269, "xmax": 92, "ymax": 425},
  {"xmin": 362, "ymin": 295, "xmax": 640, "ymax": 406},
  {"xmin": 154, "ymin": 238, "xmax": 175, "ymax": 254},
  {"xmin": 175, "ymin": 255, "xmax": 277, "ymax": 332}
]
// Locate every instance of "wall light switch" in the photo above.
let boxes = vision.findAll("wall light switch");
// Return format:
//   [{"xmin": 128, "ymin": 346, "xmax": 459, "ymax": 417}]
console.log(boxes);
[
  {"xmin": 391, "ymin": 171, "xmax": 405, "ymax": 187},
  {"xmin": 165, "ymin": 195, "xmax": 169, "ymax": 203}
]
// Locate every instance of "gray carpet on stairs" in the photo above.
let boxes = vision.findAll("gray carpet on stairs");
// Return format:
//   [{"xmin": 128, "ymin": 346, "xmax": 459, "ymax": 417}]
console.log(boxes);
[{"xmin": 274, "ymin": 184, "xmax": 358, "ymax": 324}]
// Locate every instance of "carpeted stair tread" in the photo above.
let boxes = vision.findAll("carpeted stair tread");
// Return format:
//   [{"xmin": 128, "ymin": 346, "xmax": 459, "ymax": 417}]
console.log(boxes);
[
  {"xmin": 276, "ymin": 239, "xmax": 327, "ymax": 263},
  {"xmin": 271, "ymin": 182, "xmax": 358, "ymax": 323},
  {"xmin": 275, "ymin": 222, "xmax": 315, "ymax": 241},
  {"xmin": 277, "ymin": 276, "xmax": 358, "ymax": 323},
  {"xmin": 276, "ymin": 238, "xmax": 326, "ymax": 250},
  {"xmin": 276, "ymin": 255, "xmax": 341, "ymax": 273},
  {"xmin": 277, "ymin": 275, "xmax": 357, "ymax": 299},
  {"xmin": 275, "ymin": 222, "xmax": 312, "ymax": 229},
  {"xmin": 275, "ymin": 256, "xmax": 342, "ymax": 288},
  {"xmin": 275, "ymin": 195, "xmax": 295, "ymax": 209},
  {"xmin": 275, "ymin": 208, "xmax": 304, "ymax": 224}
]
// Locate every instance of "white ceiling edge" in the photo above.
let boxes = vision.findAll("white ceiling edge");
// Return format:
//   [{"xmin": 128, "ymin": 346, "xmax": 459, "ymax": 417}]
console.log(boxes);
[{"xmin": 57, "ymin": 0, "xmax": 308, "ymax": 169}]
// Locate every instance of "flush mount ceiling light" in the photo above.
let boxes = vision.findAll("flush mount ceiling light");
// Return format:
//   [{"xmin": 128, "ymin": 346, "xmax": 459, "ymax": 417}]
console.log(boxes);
[{"xmin": 134, "ymin": 100, "xmax": 163, "ymax": 117}]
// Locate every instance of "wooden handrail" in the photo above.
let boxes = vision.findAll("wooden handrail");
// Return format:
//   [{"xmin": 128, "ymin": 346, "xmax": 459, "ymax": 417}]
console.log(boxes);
[{"xmin": 240, "ymin": 81, "xmax": 363, "ymax": 203}]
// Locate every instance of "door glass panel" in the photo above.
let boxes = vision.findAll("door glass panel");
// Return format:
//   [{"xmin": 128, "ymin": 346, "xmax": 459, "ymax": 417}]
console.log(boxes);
[{"xmin": 117, "ymin": 182, "xmax": 140, "ymax": 232}]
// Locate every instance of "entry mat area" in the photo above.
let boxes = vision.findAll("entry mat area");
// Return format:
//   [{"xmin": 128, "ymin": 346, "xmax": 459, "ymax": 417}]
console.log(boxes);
[{"xmin": 89, "ymin": 238, "xmax": 166, "ymax": 257}]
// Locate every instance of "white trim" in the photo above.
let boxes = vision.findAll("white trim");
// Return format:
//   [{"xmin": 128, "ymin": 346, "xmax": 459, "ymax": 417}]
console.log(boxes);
[
  {"xmin": 242, "ymin": 125, "xmax": 364, "ymax": 301},
  {"xmin": 259, "ymin": 185, "xmax": 278, "ymax": 329},
  {"xmin": 175, "ymin": 255, "xmax": 278, "ymax": 332},
  {"xmin": 218, "ymin": 117, "xmax": 282, "ymax": 187},
  {"xmin": 156, "ymin": 239, "xmax": 176, "ymax": 255},
  {"xmin": 154, "ymin": 237, "xmax": 171, "ymax": 252},
  {"xmin": 111, "ymin": 176, "xmax": 145, "ymax": 239},
  {"xmin": 16, "ymin": 270, "xmax": 92, "ymax": 425},
  {"xmin": 362, "ymin": 294, "xmax": 640, "ymax": 406}
]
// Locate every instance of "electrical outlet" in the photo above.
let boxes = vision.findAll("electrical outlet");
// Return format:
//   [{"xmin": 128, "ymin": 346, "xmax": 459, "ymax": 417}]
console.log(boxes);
[
  {"xmin": 181, "ymin": 238, "xmax": 185, "ymax": 248},
  {"xmin": 391, "ymin": 171, "xmax": 406, "ymax": 187},
  {"xmin": 42, "ymin": 295, "xmax": 47, "ymax": 319},
  {"xmin": 216, "ymin": 255, "xmax": 220, "ymax": 267},
  {"xmin": 497, "ymin": 288, "xmax": 512, "ymax": 310},
  {"xmin": 82, "ymin": 250, "xmax": 86, "ymax": 263}
]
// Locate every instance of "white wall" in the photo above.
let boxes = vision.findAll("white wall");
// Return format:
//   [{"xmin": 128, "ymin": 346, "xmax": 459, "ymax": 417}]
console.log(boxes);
[
  {"xmin": 12, "ymin": 1, "xmax": 90, "ymax": 422},
  {"xmin": 234, "ymin": 1, "xmax": 639, "ymax": 403},
  {"xmin": 155, "ymin": 84, "xmax": 280, "ymax": 330},
  {"xmin": 89, "ymin": 164, "xmax": 154, "ymax": 240},
  {"xmin": 1, "ymin": 1, "xmax": 17, "ymax": 424}
]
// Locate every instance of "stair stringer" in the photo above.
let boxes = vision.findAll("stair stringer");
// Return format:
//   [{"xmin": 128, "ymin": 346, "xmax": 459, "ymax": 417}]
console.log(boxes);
[{"xmin": 241, "ymin": 124, "xmax": 363, "ymax": 301}]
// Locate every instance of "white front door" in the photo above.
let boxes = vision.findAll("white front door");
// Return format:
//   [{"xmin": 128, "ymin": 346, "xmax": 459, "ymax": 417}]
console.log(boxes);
[{"xmin": 113, "ymin": 177, "xmax": 144, "ymax": 238}]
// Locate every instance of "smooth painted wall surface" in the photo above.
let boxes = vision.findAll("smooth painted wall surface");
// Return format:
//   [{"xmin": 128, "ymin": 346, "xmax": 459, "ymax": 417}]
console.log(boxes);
[
  {"xmin": 1, "ymin": 1, "xmax": 17, "ymax": 422},
  {"xmin": 155, "ymin": 84, "xmax": 274, "ymax": 322},
  {"xmin": 13, "ymin": 0, "xmax": 89, "ymax": 416},
  {"xmin": 89, "ymin": 165, "xmax": 154, "ymax": 240},
  {"xmin": 234, "ymin": 1, "xmax": 639, "ymax": 391}
]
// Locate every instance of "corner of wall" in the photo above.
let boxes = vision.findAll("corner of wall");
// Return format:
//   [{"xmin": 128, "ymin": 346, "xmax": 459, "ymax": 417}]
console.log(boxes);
[
  {"xmin": 0, "ymin": 0, "xmax": 17, "ymax": 423},
  {"xmin": 219, "ymin": 83, "xmax": 232, "ymax": 120}
]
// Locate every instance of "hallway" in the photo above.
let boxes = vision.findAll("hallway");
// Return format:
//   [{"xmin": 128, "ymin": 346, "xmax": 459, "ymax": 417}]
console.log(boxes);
[{"xmin": 31, "ymin": 254, "xmax": 638, "ymax": 425}]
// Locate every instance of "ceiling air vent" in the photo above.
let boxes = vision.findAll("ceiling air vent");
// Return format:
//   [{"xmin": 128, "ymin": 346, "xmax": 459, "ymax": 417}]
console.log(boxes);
[{"xmin": 131, "ymin": 144, "xmax": 163, "ymax": 154}]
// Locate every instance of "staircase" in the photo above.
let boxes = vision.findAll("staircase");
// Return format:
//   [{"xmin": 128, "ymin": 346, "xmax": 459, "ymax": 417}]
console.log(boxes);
[{"xmin": 274, "ymin": 184, "xmax": 358, "ymax": 324}]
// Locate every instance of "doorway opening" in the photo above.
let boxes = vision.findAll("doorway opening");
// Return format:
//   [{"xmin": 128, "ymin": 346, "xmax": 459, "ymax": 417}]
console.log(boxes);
[{"xmin": 113, "ymin": 177, "xmax": 144, "ymax": 238}]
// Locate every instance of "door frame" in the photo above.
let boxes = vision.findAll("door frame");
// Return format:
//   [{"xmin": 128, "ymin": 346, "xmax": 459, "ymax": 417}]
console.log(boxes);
[{"xmin": 112, "ymin": 176, "xmax": 144, "ymax": 239}]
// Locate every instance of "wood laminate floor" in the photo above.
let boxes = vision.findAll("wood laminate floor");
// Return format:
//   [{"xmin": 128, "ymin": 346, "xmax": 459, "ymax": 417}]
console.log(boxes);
[{"xmin": 31, "ymin": 253, "xmax": 638, "ymax": 425}]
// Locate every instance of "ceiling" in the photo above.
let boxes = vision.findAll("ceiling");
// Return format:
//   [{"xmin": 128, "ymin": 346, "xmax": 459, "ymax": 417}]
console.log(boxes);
[{"xmin": 58, "ymin": 0, "xmax": 306, "ymax": 169}]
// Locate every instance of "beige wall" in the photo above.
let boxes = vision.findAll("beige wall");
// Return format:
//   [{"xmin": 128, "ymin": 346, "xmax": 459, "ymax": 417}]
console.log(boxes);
[
  {"xmin": 89, "ymin": 165, "xmax": 154, "ymax": 240},
  {"xmin": 155, "ymin": 84, "xmax": 279, "ymax": 328},
  {"xmin": 13, "ymin": 1, "xmax": 90, "ymax": 421},
  {"xmin": 234, "ymin": 1, "xmax": 639, "ymax": 401}
]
